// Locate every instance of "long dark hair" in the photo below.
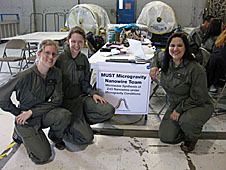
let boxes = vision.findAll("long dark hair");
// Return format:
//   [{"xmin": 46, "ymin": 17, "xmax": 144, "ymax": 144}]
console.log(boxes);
[
  {"xmin": 162, "ymin": 32, "xmax": 194, "ymax": 73},
  {"xmin": 203, "ymin": 18, "xmax": 222, "ymax": 43}
]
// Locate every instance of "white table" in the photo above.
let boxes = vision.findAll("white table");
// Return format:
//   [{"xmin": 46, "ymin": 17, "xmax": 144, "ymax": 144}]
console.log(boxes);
[
  {"xmin": 89, "ymin": 43, "xmax": 155, "ymax": 69},
  {"xmin": 2, "ymin": 32, "xmax": 68, "ymax": 60},
  {"xmin": 2, "ymin": 32, "xmax": 68, "ymax": 43},
  {"xmin": 89, "ymin": 43, "xmax": 155, "ymax": 88}
]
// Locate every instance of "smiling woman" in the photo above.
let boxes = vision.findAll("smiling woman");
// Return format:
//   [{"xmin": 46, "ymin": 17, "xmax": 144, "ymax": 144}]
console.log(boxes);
[
  {"xmin": 0, "ymin": 39, "xmax": 72, "ymax": 164},
  {"xmin": 149, "ymin": 32, "xmax": 214, "ymax": 152},
  {"xmin": 169, "ymin": 37, "xmax": 185, "ymax": 65},
  {"xmin": 55, "ymin": 26, "xmax": 115, "ymax": 145},
  {"xmin": 36, "ymin": 40, "xmax": 59, "ymax": 72}
]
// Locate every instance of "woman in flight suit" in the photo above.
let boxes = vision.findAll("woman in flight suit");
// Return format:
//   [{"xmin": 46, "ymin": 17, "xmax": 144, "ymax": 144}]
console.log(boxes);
[
  {"xmin": 0, "ymin": 40, "xmax": 71, "ymax": 164},
  {"xmin": 149, "ymin": 32, "xmax": 214, "ymax": 152},
  {"xmin": 55, "ymin": 26, "xmax": 115, "ymax": 145}
]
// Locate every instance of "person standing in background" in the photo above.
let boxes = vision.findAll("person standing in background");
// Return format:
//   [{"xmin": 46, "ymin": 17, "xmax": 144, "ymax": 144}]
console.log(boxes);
[
  {"xmin": 188, "ymin": 15, "xmax": 214, "ymax": 63},
  {"xmin": 202, "ymin": 18, "xmax": 223, "ymax": 53},
  {"xmin": 206, "ymin": 29, "xmax": 226, "ymax": 93}
]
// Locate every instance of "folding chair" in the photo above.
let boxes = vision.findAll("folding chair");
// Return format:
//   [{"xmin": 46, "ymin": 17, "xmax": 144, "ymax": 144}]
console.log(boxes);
[
  {"xmin": 214, "ymin": 75, "xmax": 226, "ymax": 114},
  {"xmin": 199, "ymin": 47, "xmax": 211, "ymax": 67},
  {"xmin": 149, "ymin": 50, "xmax": 168, "ymax": 119},
  {"xmin": 28, "ymin": 42, "xmax": 38, "ymax": 58},
  {"xmin": 0, "ymin": 39, "xmax": 28, "ymax": 75},
  {"xmin": 149, "ymin": 78, "xmax": 168, "ymax": 120},
  {"xmin": 23, "ymin": 42, "xmax": 37, "ymax": 69}
]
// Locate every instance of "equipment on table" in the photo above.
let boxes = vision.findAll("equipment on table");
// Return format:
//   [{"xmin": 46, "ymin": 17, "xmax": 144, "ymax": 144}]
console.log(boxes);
[{"xmin": 86, "ymin": 31, "xmax": 105, "ymax": 54}]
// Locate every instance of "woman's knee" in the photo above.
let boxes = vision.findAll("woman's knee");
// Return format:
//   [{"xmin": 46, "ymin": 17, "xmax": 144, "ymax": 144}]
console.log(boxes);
[
  {"xmin": 105, "ymin": 104, "xmax": 115, "ymax": 119},
  {"xmin": 80, "ymin": 133, "xmax": 94, "ymax": 145},
  {"xmin": 86, "ymin": 103, "xmax": 114, "ymax": 122},
  {"xmin": 180, "ymin": 122, "xmax": 202, "ymax": 140},
  {"xmin": 32, "ymin": 154, "xmax": 51, "ymax": 165},
  {"xmin": 56, "ymin": 108, "xmax": 72, "ymax": 124},
  {"xmin": 67, "ymin": 131, "xmax": 94, "ymax": 145},
  {"xmin": 159, "ymin": 131, "xmax": 179, "ymax": 144},
  {"xmin": 29, "ymin": 147, "xmax": 52, "ymax": 164},
  {"xmin": 159, "ymin": 121, "xmax": 181, "ymax": 144}
]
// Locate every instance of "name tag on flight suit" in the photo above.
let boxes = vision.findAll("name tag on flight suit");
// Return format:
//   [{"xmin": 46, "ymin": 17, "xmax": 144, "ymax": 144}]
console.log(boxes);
[
  {"xmin": 76, "ymin": 65, "xmax": 85, "ymax": 71},
  {"xmin": 173, "ymin": 72, "xmax": 184, "ymax": 80},
  {"xmin": 46, "ymin": 79, "xmax": 56, "ymax": 86}
]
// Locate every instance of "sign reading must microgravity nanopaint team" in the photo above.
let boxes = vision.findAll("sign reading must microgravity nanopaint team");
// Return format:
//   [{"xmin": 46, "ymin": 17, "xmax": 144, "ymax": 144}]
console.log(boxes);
[{"xmin": 96, "ymin": 62, "xmax": 151, "ymax": 115}]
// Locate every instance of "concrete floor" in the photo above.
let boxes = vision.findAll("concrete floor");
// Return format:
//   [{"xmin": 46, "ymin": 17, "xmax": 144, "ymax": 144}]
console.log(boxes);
[{"xmin": 0, "ymin": 42, "xmax": 226, "ymax": 170}]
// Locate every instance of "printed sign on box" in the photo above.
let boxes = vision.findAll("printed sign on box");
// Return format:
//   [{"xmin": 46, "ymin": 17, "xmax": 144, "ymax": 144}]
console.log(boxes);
[{"xmin": 96, "ymin": 62, "xmax": 151, "ymax": 115}]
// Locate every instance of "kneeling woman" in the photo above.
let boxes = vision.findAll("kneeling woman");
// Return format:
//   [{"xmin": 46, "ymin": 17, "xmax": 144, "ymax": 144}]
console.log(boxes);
[
  {"xmin": 149, "ymin": 32, "xmax": 213, "ymax": 152},
  {"xmin": 0, "ymin": 40, "xmax": 71, "ymax": 164}
]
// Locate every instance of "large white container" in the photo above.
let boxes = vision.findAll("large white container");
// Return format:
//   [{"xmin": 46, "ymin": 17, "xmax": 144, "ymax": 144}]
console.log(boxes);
[
  {"xmin": 66, "ymin": 4, "xmax": 110, "ymax": 35},
  {"xmin": 136, "ymin": 1, "xmax": 177, "ymax": 34}
]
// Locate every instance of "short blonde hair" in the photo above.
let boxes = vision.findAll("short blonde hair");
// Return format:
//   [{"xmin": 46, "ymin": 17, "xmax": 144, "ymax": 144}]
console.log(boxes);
[
  {"xmin": 37, "ymin": 39, "xmax": 59, "ymax": 54},
  {"xmin": 36, "ymin": 39, "xmax": 59, "ymax": 63}
]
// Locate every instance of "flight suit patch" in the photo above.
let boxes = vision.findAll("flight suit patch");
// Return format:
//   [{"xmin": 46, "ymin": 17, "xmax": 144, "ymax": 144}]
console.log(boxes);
[
  {"xmin": 46, "ymin": 79, "xmax": 56, "ymax": 86},
  {"xmin": 173, "ymin": 72, "xmax": 184, "ymax": 80},
  {"xmin": 77, "ymin": 65, "xmax": 85, "ymax": 71}
]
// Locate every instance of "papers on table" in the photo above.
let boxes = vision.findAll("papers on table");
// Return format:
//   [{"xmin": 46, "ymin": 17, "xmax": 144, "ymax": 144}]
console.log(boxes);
[{"xmin": 128, "ymin": 39, "xmax": 146, "ymax": 60}]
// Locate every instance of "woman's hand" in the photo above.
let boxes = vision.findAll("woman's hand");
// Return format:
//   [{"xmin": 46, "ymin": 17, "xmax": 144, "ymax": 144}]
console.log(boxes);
[
  {"xmin": 16, "ymin": 110, "xmax": 32, "ymax": 125},
  {"xmin": 149, "ymin": 67, "xmax": 160, "ymax": 80},
  {"xmin": 93, "ymin": 94, "xmax": 108, "ymax": 104},
  {"xmin": 170, "ymin": 110, "xmax": 180, "ymax": 122}
]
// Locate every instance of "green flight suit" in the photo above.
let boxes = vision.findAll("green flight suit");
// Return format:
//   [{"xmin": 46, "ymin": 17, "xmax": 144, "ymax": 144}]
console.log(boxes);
[
  {"xmin": 150, "ymin": 57, "xmax": 214, "ymax": 143},
  {"xmin": 56, "ymin": 46, "xmax": 115, "ymax": 145},
  {"xmin": 188, "ymin": 25, "xmax": 205, "ymax": 64},
  {"xmin": 188, "ymin": 25, "xmax": 204, "ymax": 49},
  {"xmin": 202, "ymin": 36, "xmax": 218, "ymax": 53},
  {"xmin": 0, "ymin": 65, "xmax": 71, "ymax": 164}
]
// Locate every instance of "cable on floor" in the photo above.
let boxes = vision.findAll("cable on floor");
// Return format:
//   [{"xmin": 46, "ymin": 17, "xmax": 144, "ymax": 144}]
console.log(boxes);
[{"xmin": 113, "ymin": 114, "xmax": 144, "ymax": 125}]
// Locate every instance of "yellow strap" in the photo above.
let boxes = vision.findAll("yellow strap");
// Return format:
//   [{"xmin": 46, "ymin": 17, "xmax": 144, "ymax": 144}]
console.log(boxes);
[
  {"xmin": 0, "ymin": 142, "xmax": 16, "ymax": 159},
  {"xmin": 73, "ymin": 8, "xmax": 78, "ymax": 25}
]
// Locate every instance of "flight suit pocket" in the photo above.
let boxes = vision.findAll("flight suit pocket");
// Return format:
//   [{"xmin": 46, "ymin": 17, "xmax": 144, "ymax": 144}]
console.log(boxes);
[
  {"xmin": 20, "ymin": 89, "xmax": 43, "ymax": 109},
  {"xmin": 171, "ymin": 72, "xmax": 190, "ymax": 95},
  {"xmin": 172, "ymin": 72, "xmax": 185, "ymax": 86}
]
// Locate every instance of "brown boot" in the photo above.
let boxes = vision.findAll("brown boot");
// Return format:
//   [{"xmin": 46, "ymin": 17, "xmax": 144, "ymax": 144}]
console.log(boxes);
[{"xmin": 180, "ymin": 140, "xmax": 198, "ymax": 152}]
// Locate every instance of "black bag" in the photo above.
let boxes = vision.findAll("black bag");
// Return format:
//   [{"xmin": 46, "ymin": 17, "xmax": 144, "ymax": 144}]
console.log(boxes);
[{"xmin": 86, "ymin": 32, "xmax": 105, "ymax": 52}]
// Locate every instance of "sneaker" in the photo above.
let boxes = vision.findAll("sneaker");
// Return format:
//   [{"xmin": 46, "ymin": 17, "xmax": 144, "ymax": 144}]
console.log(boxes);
[
  {"xmin": 12, "ymin": 130, "xmax": 23, "ymax": 144},
  {"xmin": 180, "ymin": 140, "xmax": 197, "ymax": 152},
  {"xmin": 55, "ymin": 141, "xmax": 66, "ymax": 150},
  {"xmin": 209, "ymin": 85, "xmax": 218, "ymax": 93}
]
